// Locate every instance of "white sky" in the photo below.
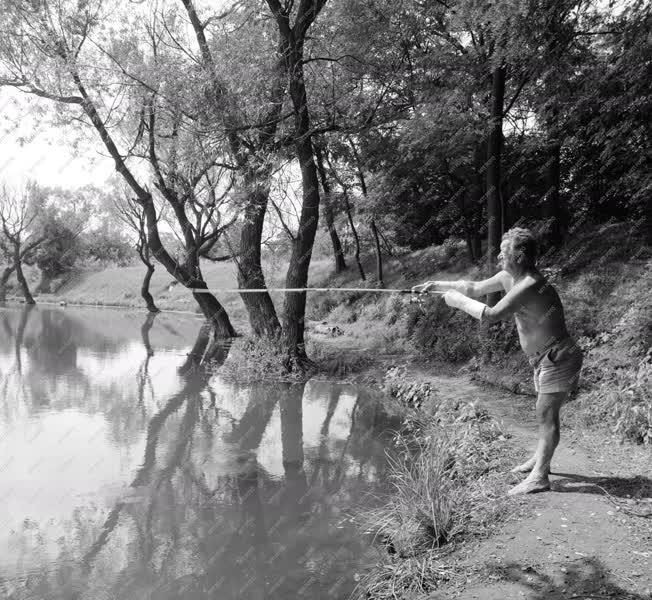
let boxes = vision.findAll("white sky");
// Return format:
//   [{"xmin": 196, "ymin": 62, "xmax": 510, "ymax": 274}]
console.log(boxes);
[{"xmin": 0, "ymin": 88, "xmax": 116, "ymax": 189}]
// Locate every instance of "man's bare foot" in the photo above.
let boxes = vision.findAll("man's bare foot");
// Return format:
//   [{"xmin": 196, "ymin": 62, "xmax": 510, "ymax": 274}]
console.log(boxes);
[
  {"xmin": 508, "ymin": 477, "xmax": 551, "ymax": 496},
  {"xmin": 510, "ymin": 458, "xmax": 551, "ymax": 475}
]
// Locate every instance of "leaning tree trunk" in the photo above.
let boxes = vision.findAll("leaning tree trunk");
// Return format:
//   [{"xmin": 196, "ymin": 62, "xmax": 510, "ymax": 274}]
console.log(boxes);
[
  {"xmin": 141, "ymin": 263, "xmax": 159, "ymax": 314},
  {"xmin": 238, "ymin": 181, "xmax": 282, "ymax": 338},
  {"xmin": 139, "ymin": 196, "xmax": 235, "ymax": 337},
  {"xmin": 369, "ymin": 219, "xmax": 384, "ymax": 287},
  {"xmin": 0, "ymin": 265, "xmax": 14, "ymax": 304},
  {"xmin": 13, "ymin": 246, "xmax": 35, "ymax": 305},
  {"xmin": 315, "ymin": 145, "xmax": 346, "ymax": 274},
  {"xmin": 486, "ymin": 64, "xmax": 505, "ymax": 307}
]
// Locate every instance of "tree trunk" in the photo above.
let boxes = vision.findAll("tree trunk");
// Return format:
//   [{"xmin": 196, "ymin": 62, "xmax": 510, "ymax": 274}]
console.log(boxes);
[
  {"xmin": 465, "ymin": 233, "xmax": 476, "ymax": 263},
  {"xmin": 141, "ymin": 263, "xmax": 159, "ymax": 314},
  {"xmin": 343, "ymin": 192, "xmax": 365, "ymax": 281},
  {"xmin": 315, "ymin": 145, "xmax": 346, "ymax": 274},
  {"xmin": 283, "ymin": 136, "xmax": 321, "ymax": 368},
  {"xmin": 472, "ymin": 234, "xmax": 482, "ymax": 261},
  {"xmin": 542, "ymin": 109, "xmax": 562, "ymax": 249},
  {"xmin": 14, "ymin": 246, "xmax": 35, "ymax": 305},
  {"xmin": 274, "ymin": 11, "xmax": 324, "ymax": 369},
  {"xmin": 62, "ymin": 73, "xmax": 236, "ymax": 337},
  {"xmin": 378, "ymin": 228, "xmax": 394, "ymax": 257},
  {"xmin": 0, "ymin": 265, "xmax": 14, "ymax": 304},
  {"xmin": 486, "ymin": 64, "xmax": 505, "ymax": 306},
  {"xmin": 237, "ymin": 182, "xmax": 282, "ymax": 338},
  {"xmin": 369, "ymin": 219, "xmax": 384, "ymax": 287},
  {"xmin": 140, "ymin": 195, "xmax": 235, "ymax": 337},
  {"xmin": 182, "ymin": 0, "xmax": 286, "ymax": 341},
  {"xmin": 36, "ymin": 271, "xmax": 54, "ymax": 294}
]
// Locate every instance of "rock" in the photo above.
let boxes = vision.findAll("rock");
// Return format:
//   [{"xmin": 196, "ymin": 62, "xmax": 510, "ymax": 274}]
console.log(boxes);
[{"xmin": 308, "ymin": 321, "xmax": 343, "ymax": 336}]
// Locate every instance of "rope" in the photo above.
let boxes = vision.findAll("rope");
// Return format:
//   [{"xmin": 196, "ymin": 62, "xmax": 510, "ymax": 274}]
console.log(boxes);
[{"xmin": 191, "ymin": 287, "xmax": 446, "ymax": 294}]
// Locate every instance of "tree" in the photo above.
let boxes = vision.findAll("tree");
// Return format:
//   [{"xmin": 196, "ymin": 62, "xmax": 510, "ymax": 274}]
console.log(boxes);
[
  {"xmin": 35, "ymin": 219, "xmax": 84, "ymax": 294},
  {"xmin": 314, "ymin": 142, "xmax": 346, "ymax": 274},
  {"xmin": 85, "ymin": 223, "xmax": 134, "ymax": 267},
  {"xmin": 0, "ymin": 183, "xmax": 46, "ymax": 304},
  {"xmin": 0, "ymin": 0, "xmax": 236, "ymax": 336},
  {"xmin": 264, "ymin": 0, "xmax": 329, "ymax": 367},
  {"xmin": 114, "ymin": 195, "xmax": 161, "ymax": 313},
  {"xmin": 179, "ymin": 0, "xmax": 286, "ymax": 339}
]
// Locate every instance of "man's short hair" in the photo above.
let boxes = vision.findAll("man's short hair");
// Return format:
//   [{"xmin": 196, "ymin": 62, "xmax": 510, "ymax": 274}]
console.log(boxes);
[{"xmin": 502, "ymin": 227, "xmax": 538, "ymax": 268}]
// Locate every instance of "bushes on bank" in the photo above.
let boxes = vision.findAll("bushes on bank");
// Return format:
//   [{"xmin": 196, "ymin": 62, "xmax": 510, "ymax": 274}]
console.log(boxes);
[{"xmin": 574, "ymin": 353, "xmax": 652, "ymax": 444}]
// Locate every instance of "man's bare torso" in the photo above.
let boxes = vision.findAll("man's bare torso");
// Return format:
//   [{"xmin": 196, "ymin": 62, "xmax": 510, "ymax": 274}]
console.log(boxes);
[{"xmin": 501, "ymin": 271, "xmax": 570, "ymax": 356}]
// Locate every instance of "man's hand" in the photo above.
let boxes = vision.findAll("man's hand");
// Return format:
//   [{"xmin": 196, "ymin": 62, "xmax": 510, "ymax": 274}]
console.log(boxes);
[{"xmin": 411, "ymin": 281, "xmax": 442, "ymax": 294}]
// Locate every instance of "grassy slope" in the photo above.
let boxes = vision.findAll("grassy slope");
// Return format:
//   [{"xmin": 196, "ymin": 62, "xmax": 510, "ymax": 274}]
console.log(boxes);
[{"xmin": 10, "ymin": 257, "xmax": 334, "ymax": 330}]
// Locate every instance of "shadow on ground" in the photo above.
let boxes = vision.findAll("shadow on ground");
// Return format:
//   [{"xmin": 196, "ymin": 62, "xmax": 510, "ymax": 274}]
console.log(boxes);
[
  {"xmin": 551, "ymin": 473, "xmax": 652, "ymax": 501},
  {"xmin": 488, "ymin": 557, "xmax": 650, "ymax": 599}
]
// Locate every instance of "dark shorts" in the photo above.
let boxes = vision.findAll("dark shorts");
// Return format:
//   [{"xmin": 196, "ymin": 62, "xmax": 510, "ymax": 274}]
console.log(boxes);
[{"xmin": 528, "ymin": 337, "xmax": 583, "ymax": 395}]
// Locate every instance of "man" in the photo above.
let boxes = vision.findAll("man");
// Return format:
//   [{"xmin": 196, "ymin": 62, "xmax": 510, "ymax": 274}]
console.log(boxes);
[{"xmin": 413, "ymin": 227, "xmax": 583, "ymax": 495}]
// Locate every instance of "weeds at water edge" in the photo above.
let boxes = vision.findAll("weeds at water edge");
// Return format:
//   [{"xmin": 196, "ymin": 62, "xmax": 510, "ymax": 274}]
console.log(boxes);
[{"xmin": 352, "ymin": 376, "xmax": 519, "ymax": 599}]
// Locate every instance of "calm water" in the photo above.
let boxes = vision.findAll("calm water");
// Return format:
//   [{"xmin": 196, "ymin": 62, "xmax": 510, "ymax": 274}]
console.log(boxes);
[{"xmin": 0, "ymin": 305, "xmax": 400, "ymax": 600}]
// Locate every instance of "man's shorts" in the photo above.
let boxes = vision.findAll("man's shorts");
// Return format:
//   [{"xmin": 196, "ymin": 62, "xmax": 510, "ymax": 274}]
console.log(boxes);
[{"xmin": 528, "ymin": 337, "xmax": 583, "ymax": 395}]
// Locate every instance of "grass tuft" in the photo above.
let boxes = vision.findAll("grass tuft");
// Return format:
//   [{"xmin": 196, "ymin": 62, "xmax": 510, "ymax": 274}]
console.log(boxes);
[{"xmin": 352, "ymin": 373, "xmax": 518, "ymax": 599}]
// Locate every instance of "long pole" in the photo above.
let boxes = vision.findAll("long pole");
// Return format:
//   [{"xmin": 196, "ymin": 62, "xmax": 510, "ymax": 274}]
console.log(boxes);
[{"xmin": 192, "ymin": 287, "xmax": 446, "ymax": 295}]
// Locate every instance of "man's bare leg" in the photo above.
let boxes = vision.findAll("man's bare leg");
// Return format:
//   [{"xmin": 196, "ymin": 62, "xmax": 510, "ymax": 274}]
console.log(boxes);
[{"xmin": 509, "ymin": 391, "xmax": 567, "ymax": 495}]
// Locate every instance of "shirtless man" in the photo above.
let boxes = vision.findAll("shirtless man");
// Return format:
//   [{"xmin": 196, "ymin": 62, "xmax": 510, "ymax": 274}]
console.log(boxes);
[{"xmin": 413, "ymin": 227, "xmax": 583, "ymax": 495}]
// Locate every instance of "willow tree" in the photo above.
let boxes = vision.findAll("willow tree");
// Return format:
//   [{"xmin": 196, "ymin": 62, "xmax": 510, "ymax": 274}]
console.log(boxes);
[
  {"xmin": 180, "ymin": 0, "xmax": 287, "ymax": 339},
  {"xmin": 260, "ymin": 0, "xmax": 331, "ymax": 366},
  {"xmin": 0, "ymin": 0, "xmax": 236, "ymax": 336}
]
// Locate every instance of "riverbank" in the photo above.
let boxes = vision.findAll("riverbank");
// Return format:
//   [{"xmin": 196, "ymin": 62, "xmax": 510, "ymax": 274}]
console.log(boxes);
[
  {"xmin": 306, "ymin": 221, "xmax": 651, "ymax": 598},
  {"xmin": 347, "ymin": 366, "xmax": 652, "ymax": 600}
]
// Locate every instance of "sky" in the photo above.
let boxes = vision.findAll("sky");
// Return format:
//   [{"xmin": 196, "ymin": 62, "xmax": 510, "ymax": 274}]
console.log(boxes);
[
  {"xmin": 0, "ymin": 88, "xmax": 115, "ymax": 190},
  {"xmin": 0, "ymin": 85, "xmax": 303, "ymax": 236}
]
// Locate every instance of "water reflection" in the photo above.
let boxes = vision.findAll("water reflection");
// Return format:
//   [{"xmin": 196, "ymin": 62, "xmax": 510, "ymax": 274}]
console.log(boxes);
[{"xmin": 0, "ymin": 306, "xmax": 399, "ymax": 600}]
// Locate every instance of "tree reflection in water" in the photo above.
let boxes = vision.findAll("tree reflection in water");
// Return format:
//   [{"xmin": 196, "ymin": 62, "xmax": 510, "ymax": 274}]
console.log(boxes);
[{"xmin": 0, "ymin": 307, "xmax": 399, "ymax": 600}]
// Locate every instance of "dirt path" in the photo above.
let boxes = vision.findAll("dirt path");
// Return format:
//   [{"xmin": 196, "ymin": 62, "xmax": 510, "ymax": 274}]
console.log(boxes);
[{"xmin": 421, "ymin": 374, "xmax": 652, "ymax": 600}]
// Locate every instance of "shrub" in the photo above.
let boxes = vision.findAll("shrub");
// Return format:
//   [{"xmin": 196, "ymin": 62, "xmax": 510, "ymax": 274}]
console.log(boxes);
[
  {"xmin": 573, "ymin": 353, "xmax": 652, "ymax": 444},
  {"xmin": 405, "ymin": 300, "xmax": 480, "ymax": 362}
]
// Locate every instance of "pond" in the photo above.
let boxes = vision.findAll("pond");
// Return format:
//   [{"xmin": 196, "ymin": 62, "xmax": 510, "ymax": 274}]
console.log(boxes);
[{"xmin": 0, "ymin": 305, "xmax": 402, "ymax": 600}]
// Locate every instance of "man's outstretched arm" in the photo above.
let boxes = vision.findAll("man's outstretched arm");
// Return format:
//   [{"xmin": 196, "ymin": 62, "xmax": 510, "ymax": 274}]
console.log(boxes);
[
  {"xmin": 444, "ymin": 279, "xmax": 529, "ymax": 322},
  {"xmin": 412, "ymin": 270, "xmax": 510, "ymax": 297}
]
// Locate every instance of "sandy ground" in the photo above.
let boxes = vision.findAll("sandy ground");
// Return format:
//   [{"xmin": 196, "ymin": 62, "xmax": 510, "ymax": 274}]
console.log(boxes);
[{"xmin": 419, "ymin": 374, "xmax": 652, "ymax": 600}]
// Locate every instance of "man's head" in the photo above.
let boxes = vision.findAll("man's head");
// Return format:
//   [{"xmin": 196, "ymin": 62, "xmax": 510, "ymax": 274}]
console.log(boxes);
[{"xmin": 498, "ymin": 227, "xmax": 538, "ymax": 274}]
